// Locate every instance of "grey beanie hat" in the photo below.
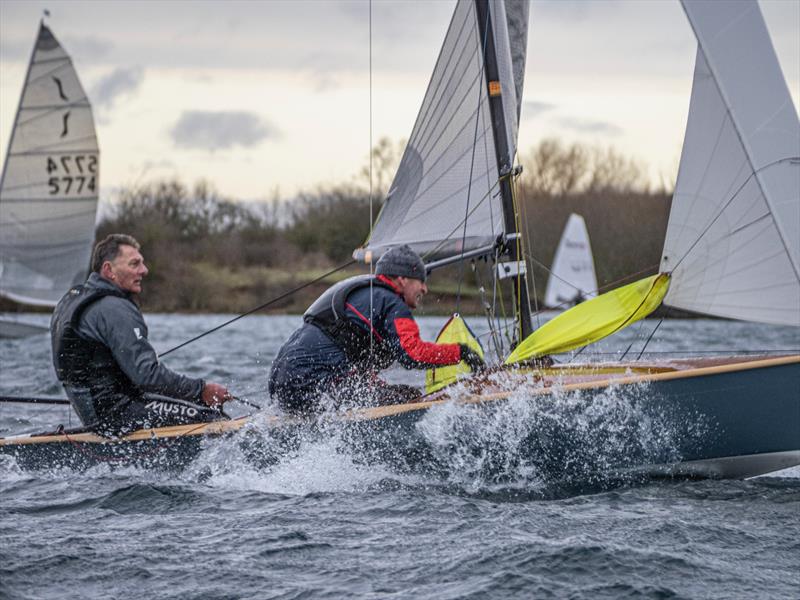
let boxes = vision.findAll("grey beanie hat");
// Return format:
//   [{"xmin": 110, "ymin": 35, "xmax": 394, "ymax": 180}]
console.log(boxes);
[{"xmin": 375, "ymin": 245, "xmax": 427, "ymax": 282}]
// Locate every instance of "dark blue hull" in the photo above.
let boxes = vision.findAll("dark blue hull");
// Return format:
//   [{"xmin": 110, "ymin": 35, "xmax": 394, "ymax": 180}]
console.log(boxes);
[{"xmin": 2, "ymin": 356, "xmax": 798, "ymax": 479}]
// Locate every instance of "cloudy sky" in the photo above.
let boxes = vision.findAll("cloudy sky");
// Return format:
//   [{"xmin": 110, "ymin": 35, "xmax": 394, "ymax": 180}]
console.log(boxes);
[{"xmin": 0, "ymin": 0, "xmax": 798, "ymax": 202}]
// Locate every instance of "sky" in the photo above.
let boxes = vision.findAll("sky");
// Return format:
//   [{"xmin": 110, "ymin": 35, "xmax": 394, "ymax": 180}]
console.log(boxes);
[{"xmin": 0, "ymin": 0, "xmax": 798, "ymax": 204}]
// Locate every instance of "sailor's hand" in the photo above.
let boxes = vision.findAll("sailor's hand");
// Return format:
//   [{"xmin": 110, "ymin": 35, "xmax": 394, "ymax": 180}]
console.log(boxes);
[
  {"xmin": 459, "ymin": 344, "xmax": 486, "ymax": 372},
  {"xmin": 202, "ymin": 382, "xmax": 232, "ymax": 408}
]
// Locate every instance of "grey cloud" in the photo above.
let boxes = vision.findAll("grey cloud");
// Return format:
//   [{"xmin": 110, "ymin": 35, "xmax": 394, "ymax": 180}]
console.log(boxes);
[
  {"xmin": 555, "ymin": 117, "xmax": 623, "ymax": 135},
  {"xmin": 170, "ymin": 111, "xmax": 279, "ymax": 151},
  {"xmin": 91, "ymin": 66, "xmax": 144, "ymax": 110},
  {"xmin": 523, "ymin": 100, "xmax": 556, "ymax": 118}
]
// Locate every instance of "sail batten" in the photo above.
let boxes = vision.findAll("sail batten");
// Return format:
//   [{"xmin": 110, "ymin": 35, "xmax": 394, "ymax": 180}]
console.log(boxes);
[
  {"xmin": 662, "ymin": 1, "xmax": 800, "ymax": 326},
  {"xmin": 0, "ymin": 23, "xmax": 99, "ymax": 307}
]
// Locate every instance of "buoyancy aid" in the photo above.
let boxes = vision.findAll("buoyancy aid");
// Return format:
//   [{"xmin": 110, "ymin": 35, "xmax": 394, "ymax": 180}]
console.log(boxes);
[
  {"xmin": 303, "ymin": 274, "xmax": 398, "ymax": 366},
  {"xmin": 51, "ymin": 284, "xmax": 143, "ymax": 425}
]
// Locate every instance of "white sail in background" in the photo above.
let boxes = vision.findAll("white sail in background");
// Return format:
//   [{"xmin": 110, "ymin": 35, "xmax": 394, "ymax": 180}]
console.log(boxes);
[
  {"xmin": 355, "ymin": 0, "xmax": 527, "ymax": 263},
  {"xmin": 661, "ymin": 1, "xmax": 800, "ymax": 326},
  {"xmin": 544, "ymin": 213, "xmax": 598, "ymax": 308},
  {"xmin": 0, "ymin": 23, "xmax": 99, "ymax": 307}
]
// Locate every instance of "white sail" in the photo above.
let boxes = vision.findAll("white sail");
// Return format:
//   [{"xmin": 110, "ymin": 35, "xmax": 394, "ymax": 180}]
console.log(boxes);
[
  {"xmin": 661, "ymin": 1, "xmax": 800, "ymax": 326},
  {"xmin": 355, "ymin": 0, "xmax": 527, "ymax": 262},
  {"xmin": 544, "ymin": 213, "xmax": 598, "ymax": 308},
  {"xmin": 0, "ymin": 23, "xmax": 99, "ymax": 307}
]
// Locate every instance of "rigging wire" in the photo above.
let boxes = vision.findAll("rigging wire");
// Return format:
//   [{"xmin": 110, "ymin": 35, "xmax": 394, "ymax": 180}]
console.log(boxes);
[
  {"xmin": 368, "ymin": 0, "xmax": 374, "ymax": 360},
  {"xmin": 512, "ymin": 171, "xmax": 539, "ymax": 329},
  {"xmin": 158, "ymin": 259, "xmax": 355, "ymax": 358},
  {"xmin": 636, "ymin": 313, "xmax": 667, "ymax": 360},
  {"xmin": 455, "ymin": 3, "xmax": 491, "ymax": 313},
  {"xmin": 472, "ymin": 256, "xmax": 504, "ymax": 359},
  {"xmin": 508, "ymin": 173, "xmax": 529, "ymax": 344}
]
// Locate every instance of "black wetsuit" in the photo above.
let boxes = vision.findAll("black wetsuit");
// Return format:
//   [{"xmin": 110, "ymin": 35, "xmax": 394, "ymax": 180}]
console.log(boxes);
[{"xmin": 51, "ymin": 273, "xmax": 223, "ymax": 436}]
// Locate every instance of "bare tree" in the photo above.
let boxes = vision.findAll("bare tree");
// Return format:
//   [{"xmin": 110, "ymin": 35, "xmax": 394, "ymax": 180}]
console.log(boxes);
[
  {"xmin": 523, "ymin": 139, "xmax": 588, "ymax": 196},
  {"xmin": 585, "ymin": 146, "xmax": 649, "ymax": 194},
  {"xmin": 358, "ymin": 136, "xmax": 405, "ymax": 198}
]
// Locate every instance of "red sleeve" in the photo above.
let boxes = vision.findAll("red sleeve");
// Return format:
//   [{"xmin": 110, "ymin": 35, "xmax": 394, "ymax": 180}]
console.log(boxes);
[{"xmin": 393, "ymin": 317, "xmax": 461, "ymax": 366}]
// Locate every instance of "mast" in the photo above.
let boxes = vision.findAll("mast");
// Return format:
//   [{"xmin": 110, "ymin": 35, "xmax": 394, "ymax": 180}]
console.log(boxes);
[{"xmin": 474, "ymin": 0, "xmax": 533, "ymax": 339}]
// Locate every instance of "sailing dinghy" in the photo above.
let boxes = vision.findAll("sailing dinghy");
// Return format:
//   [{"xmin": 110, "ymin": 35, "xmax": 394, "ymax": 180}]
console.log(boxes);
[
  {"xmin": 543, "ymin": 213, "xmax": 598, "ymax": 308},
  {"xmin": 0, "ymin": 21, "xmax": 100, "ymax": 338},
  {"xmin": 1, "ymin": 0, "xmax": 797, "ymax": 479}
]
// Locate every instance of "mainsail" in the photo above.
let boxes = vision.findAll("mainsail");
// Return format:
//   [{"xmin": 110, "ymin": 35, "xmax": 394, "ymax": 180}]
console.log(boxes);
[
  {"xmin": 661, "ymin": 0, "xmax": 800, "ymax": 326},
  {"xmin": 0, "ymin": 22, "xmax": 99, "ymax": 307},
  {"xmin": 544, "ymin": 213, "xmax": 598, "ymax": 308},
  {"xmin": 354, "ymin": 0, "xmax": 529, "ymax": 263}
]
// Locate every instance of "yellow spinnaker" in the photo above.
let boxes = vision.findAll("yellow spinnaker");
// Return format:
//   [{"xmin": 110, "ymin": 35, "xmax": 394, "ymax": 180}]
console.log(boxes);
[
  {"xmin": 425, "ymin": 314, "xmax": 484, "ymax": 394},
  {"xmin": 505, "ymin": 273, "xmax": 670, "ymax": 364}
]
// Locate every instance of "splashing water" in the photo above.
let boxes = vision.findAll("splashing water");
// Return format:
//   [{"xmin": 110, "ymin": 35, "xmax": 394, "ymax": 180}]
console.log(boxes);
[{"xmin": 416, "ymin": 374, "xmax": 710, "ymax": 491}]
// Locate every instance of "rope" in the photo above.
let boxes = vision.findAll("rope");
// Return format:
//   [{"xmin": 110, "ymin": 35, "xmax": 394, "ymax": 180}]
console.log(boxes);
[
  {"xmin": 513, "ymin": 172, "xmax": 539, "ymax": 328},
  {"xmin": 0, "ymin": 395, "xmax": 70, "ymax": 405},
  {"xmin": 369, "ymin": 0, "xmax": 374, "ymax": 361},
  {"xmin": 158, "ymin": 259, "xmax": 355, "ymax": 358},
  {"xmin": 636, "ymin": 314, "xmax": 667, "ymax": 360},
  {"xmin": 455, "ymin": 4, "xmax": 491, "ymax": 312}
]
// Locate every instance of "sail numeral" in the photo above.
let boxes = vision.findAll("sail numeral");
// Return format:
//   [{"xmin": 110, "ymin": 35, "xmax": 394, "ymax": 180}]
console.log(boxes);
[{"xmin": 45, "ymin": 154, "xmax": 98, "ymax": 195}]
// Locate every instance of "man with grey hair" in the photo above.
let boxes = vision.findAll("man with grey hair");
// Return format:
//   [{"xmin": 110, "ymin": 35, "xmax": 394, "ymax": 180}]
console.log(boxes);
[
  {"xmin": 51, "ymin": 233, "xmax": 232, "ymax": 436},
  {"xmin": 269, "ymin": 244, "xmax": 484, "ymax": 413}
]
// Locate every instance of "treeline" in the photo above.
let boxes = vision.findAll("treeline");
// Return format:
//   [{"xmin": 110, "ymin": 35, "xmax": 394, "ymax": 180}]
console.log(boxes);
[
  {"xmin": 517, "ymin": 139, "xmax": 671, "ymax": 299},
  {"xmin": 3, "ymin": 138, "xmax": 672, "ymax": 314},
  {"xmin": 94, "ymin": 180, "xmax": 378, "ymax": 312}
]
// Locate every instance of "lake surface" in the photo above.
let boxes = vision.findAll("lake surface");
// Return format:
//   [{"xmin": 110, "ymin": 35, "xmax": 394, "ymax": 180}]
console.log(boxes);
[{"xmin": 1, "ymin": 313, "xmax": 798, "ymax": 599}]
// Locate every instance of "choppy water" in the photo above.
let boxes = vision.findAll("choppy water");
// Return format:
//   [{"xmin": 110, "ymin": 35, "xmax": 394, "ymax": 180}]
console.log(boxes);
[{"xmin": 1, "ymin": 313, "xmax": 799, "ymax": 599}]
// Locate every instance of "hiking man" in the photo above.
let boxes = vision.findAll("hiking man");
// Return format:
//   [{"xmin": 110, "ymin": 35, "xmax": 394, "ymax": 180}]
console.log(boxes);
[
  {"xmin": 51, "ymin": 233, "xmax": 232, "ymax": 436},
  {"xmin": 269, "ymin": 245, "xmax": 484, "ymax": 413}
]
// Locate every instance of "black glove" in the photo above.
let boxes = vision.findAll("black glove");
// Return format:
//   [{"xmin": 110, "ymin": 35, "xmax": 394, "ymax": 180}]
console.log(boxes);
[{"xmin": 459, "ymin": 344, "xmax": 486, "ymax": 372}]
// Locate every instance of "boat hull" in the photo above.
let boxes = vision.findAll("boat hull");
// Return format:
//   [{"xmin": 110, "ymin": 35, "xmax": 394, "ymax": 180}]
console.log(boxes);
[{"xmin": 1, "ymin": 356, "xmax": 798, "ymax": 479}]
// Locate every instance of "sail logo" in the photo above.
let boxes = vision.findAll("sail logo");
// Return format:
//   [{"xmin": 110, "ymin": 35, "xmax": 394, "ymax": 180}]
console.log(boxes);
[
  {"xmin": 52, "ymin": 76, "xmax": 69, "ymax": 101},
  {"xmin": 144, "ymin": 401, "xmax": 198, "ymax": 418},
  {"xmin": 60, "ymin": 111, "xmax": 71, "ymax": 138}
]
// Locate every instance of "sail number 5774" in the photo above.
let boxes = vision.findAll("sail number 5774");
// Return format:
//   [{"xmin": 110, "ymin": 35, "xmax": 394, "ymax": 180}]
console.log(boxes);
[{"xmin": 46, "ymin": 154, "xmax": 98, "ymax": 195}]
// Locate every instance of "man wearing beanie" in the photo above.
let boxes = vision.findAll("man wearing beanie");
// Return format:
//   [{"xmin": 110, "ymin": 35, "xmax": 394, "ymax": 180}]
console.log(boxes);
[{"xmin": 269, "ymin": 244, "xmax": 485, "ymax": 413}]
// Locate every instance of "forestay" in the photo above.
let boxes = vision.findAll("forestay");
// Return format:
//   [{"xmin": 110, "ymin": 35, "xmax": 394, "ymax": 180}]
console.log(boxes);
[
  {"xmin": 0, "ymin": 23, "xmax": 99, "ymax": 307},
  {"xmin": 661, "ymin": 1, "xmax": 800, "ymax": 326},
  {"xmin": 354, "ymin": 0, "xmax": 529, "ymax": 263}
]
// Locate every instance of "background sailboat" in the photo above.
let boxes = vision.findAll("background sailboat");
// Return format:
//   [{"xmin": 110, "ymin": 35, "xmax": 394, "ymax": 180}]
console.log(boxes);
[
  {"xmin": 543, "ymin": 213, "xmax": 597, "ymax": 308},
  {"xmin": 0, "ymin": 21, "xmax": 100, "ymax": 338}
]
